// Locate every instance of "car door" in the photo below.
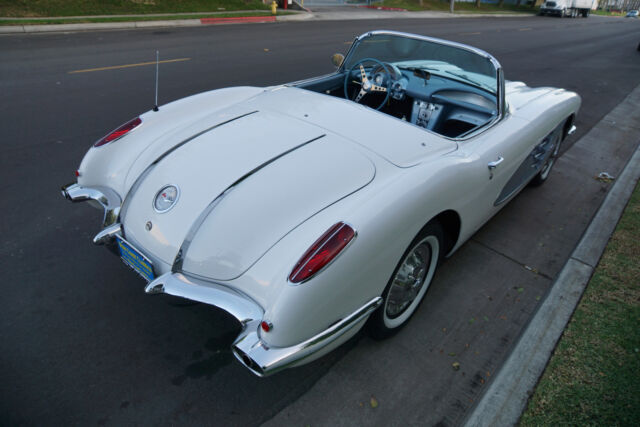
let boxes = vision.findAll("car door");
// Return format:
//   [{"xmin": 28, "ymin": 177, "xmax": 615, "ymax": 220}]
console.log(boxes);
[{"xmin": 456, "ymin": 115, "xmax": 537, "ymax": 233}]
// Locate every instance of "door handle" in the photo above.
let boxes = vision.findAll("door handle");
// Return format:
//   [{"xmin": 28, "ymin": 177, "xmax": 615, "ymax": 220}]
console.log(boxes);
[
  {"xmin": 488, "ymin": 157, "xmax": 504, "ymax": 169},
  {"xmin": 487, "ymin": 156, "xmax": 504, "ymax": 179}
]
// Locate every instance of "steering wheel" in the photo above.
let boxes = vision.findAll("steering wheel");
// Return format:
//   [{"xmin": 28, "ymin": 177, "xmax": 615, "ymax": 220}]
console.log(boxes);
[{"xmin": 343, "ymin": 58, "xmax": 392, "ymax": 111}]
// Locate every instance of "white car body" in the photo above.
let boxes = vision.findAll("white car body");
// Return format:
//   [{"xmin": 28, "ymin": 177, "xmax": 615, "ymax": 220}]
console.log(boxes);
[{"xmin": 62, "ymin": 31, "xmax": 580, "ymax": 376}]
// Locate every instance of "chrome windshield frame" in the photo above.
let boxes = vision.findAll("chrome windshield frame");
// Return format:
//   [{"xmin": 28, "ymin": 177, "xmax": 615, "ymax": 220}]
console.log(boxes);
[{"xmin": 340, "ymin": 30, "xmax": 506, "ymax": 121}]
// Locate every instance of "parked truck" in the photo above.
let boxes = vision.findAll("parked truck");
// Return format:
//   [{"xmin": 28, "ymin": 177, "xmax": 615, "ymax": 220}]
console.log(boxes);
[{"xmin": 539, "ymin": 0, "xmax": 597, "ymax": 17}]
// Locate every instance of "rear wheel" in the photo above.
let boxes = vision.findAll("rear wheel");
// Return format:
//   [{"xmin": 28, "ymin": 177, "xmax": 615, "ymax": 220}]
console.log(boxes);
[{"xmin": 368, "ymin": 222, "xmax": 443, "ymax": 339}]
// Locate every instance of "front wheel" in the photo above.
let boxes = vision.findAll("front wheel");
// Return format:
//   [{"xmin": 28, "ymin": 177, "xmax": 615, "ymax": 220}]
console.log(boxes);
[
  {"xmin": 368, "ymin": 222, "xmax": 443, "ymax": 339},
  {"xmin": 530, "ymin": 129, "xmax": 562, "ymax": 186}
]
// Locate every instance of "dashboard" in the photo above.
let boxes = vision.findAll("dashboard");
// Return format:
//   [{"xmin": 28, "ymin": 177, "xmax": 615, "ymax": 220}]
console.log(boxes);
[{"xmin": 369, "ymin": 63, "xmax": 498, "ymax": 137}]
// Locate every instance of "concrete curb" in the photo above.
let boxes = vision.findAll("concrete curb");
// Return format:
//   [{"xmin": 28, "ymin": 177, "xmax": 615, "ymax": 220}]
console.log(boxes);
[
  {"xmin": 464, "ymin": 84, "xmax": 640, "ymax": 427},
  {"xmin": 0, "ymin": 10, "xmax": 533, "ymax": 34},
  {"xmin": 0, "ymin": 14, "xmax": 307, "ymax": 34}
]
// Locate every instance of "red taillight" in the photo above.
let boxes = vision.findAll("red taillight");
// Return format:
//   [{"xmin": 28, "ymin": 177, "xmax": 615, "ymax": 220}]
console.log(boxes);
[
  {"xmin": 289, "ymin": 222, "xmax": 356, "ymax": 284},
  {"xmin": 94, "ymin": 117, "xmax": 142, "ymax": 147}
]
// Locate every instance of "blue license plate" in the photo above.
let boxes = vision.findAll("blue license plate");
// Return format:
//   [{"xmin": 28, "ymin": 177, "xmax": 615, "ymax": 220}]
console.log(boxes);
[{"xmin": 116, "ymin": 236, "xmax": 155, "ymax": 282}]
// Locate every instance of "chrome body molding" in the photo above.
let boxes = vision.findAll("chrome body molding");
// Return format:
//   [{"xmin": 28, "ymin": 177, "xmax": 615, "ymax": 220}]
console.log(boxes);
[
  {"xmin": 61, "ymin": 183, "xmax": 122, "ymax": 227},
  {"xmin": 232, "ymin": 296, "xmax": 382, "ymax": 377},
  {"xmin": 144, "ymin": 272, "xmax": 264, "ymax": 326},
  {"xmin": 171, "ymin": 134, "xmax": 326, "ymax": 274}
]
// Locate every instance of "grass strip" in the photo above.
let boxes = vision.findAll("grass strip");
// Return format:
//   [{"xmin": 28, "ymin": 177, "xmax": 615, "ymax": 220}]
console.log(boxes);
[
  {"xmin": 520, "ymin": 181, "xmax": 640, "ymax": 426},
  {"xmin": 0, "ymin": 12, "xmax": 278, "ymax": 26}
]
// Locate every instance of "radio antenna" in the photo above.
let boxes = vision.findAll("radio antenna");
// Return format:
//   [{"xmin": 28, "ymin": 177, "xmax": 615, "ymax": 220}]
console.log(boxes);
[{"xmin": 153, "ymin": 50, "xmax": 159, "ymax": 112}]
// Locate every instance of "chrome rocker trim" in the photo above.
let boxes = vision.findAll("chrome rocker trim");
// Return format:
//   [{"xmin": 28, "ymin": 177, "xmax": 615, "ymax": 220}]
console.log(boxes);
[
  {"xmin": 233, "ymin": 296, "xmax": 382, "ymax": 377},
  {"xmin": 61, "ymin": 183, "xmax": 122, "ymax": 227}
]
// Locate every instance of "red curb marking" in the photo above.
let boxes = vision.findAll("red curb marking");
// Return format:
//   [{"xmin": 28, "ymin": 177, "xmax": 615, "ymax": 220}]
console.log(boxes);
[{"xmin": 200, "ymin": 16, "xmax": 276, "ymax": 24}]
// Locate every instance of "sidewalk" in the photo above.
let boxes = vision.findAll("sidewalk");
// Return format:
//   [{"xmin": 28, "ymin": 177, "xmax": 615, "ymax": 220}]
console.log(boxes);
[
  {"xmin": 0, "ymin": 6, "xmax": 533, "ymax": 34},
  {"xmin": 464, "ymin": 83, "xmax": 640, "ymax": 426}
]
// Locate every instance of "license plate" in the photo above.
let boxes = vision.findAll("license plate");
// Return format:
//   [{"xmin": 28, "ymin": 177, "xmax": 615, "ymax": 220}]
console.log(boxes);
[{"xmin": 116, "ymin": 236, "xmax": 155, "ymax": 282}]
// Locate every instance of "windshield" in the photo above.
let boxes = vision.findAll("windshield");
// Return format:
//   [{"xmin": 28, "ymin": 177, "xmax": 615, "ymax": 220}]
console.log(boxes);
[{"xmin": 343, "ymin": 33, "xmax": 498, "ymax": 95}]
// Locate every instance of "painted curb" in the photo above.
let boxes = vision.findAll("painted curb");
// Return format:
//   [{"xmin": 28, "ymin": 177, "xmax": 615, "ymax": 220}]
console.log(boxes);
[
  {"xmin": 464, "ymin": 83, "xmax": 640, "ymax": 427},
  {"xmin": 0, "ymin": 14, "xmax": 285, "ymax": 34}
]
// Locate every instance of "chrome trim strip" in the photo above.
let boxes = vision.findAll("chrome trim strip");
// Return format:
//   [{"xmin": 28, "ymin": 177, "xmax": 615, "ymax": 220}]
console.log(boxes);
[
  {"xmin": 118, "ymin": 111, "xmax": 259, "ymax": 222},
  {"xmin": 172, "ymin": 134, "xmax": 327, "ymax": 273},
  {"xmin": 61, "ymin": 183, "xmax": 122, "ymax": 227},
  {"xmin": 568, "ymin": 125, "xmax": 577, "ymax": 135},
  {"xmin": 232, "ymin": 296, "xmax": 382, "ymax": 377},
  {"xmin": 145, "ymin": 272, "xmax": 264, "ymax": 326},
  {"xmin": 341, "ymin": 31, "xmax": 502, "ymax": 72}
]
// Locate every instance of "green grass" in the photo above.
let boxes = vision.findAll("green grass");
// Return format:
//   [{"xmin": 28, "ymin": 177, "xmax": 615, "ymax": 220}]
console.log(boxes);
[
  {"xmin": 0, "ymin": 0, "xmax": 267, "ymax": 18},
  {"xmin": 380, "ymin": 0, "xmax": 537, "ymax": 14},
  {"xmin": 0, "ymin": 12, "xmax": 278, "ymax": 26},
  {"xmin": 520, "ymin": 181, "xmax": 640, "ymax": 426}
]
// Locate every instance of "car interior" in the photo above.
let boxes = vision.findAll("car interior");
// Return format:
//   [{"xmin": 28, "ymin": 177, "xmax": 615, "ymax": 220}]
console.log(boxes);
[
  {"xmin": 294, "ymin": 68, "xmax": 498, "ymax": 139},
  {"xmin": 292, "ymin": 34, "xmax": 500, "ymax": 139}
]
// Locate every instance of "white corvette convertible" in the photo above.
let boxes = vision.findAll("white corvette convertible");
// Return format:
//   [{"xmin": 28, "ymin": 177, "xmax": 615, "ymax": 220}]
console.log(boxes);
[{"xmin": 62, "ymin": 31, "xmax": 579, "ymax": 376}]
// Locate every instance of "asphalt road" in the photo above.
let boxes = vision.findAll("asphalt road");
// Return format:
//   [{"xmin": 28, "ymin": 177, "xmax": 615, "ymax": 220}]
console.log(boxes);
[{"xmin": 1, "ymin": 15, "xmax": 639, "ymax": 426}]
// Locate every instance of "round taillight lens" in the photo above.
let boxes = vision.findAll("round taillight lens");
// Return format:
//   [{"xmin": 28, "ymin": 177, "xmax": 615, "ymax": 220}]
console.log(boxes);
[
  {"xmin": 261, "ymin": 321, "xmax": 271, "ymax": 332},
  {"xmin": 94, "ymin": 117, "xmax": 142, "ymax": 147}
]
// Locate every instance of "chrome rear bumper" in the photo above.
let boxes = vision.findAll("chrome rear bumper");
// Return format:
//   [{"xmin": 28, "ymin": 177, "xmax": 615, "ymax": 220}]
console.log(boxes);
[
  {"xmin": 232, "ymin": 296, "xmax": 382, "ymax": 377},
  {"xmin": 61, "ymin": 183, "xmax": 121, "ymax": 227},
  {"xmin": 145, "ymin": 272, "xmax": 382, "ymax": 377},
  {"xmin": 62, "ymin": 183, "xmax": 383, "ymax": 377}
]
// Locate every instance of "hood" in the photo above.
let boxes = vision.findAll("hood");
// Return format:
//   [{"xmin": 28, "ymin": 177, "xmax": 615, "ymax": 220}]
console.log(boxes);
[{"xmin": 122, "ymin": 111, "xmax": 375, "ymax": 280}]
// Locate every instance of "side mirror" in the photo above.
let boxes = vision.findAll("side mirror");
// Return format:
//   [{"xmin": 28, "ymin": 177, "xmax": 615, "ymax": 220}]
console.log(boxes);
[{"xmin": 331, "ymin": 53, "xmax": 344, "ymax": 68}]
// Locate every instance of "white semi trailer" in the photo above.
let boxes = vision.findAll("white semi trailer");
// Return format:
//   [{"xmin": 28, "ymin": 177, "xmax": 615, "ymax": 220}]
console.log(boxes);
[{"xmin": 539, "ymin": 0, "xmax": 597, "ymax": 17}]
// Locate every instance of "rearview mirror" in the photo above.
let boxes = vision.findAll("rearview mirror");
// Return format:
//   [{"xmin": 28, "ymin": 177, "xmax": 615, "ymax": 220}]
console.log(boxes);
[{"xmin": 331, "ymin": 53, "xmax": 344, "ymax": 68}]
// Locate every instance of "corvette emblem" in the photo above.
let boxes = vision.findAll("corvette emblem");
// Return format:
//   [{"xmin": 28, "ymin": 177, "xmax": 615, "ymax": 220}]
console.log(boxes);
[{"xmin": 153, "ymin": 185, "xmax": 179, "ymax": 213}]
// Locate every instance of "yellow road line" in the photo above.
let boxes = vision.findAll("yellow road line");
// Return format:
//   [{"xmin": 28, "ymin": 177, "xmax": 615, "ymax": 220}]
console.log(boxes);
[
  {"xmin": 519, "ymin": 28, "xmax": 532, "ymax": 31},
  {"xmin": 459, "ymin": 32, "xmax": 482, "ymax": 36},
  {"xmin": 68, "ymin": 57, "xmax": 191, "ymax": 74}
]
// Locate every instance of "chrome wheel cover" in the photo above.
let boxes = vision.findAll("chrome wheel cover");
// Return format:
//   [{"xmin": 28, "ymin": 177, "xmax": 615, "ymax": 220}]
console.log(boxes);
[
  {"xmin": 539, "ymin": 132, "xmax": 562, "ymax": 181},
  {"xmin": 383, "ymin": 235, "xmax": 439, "ymax": 328}
]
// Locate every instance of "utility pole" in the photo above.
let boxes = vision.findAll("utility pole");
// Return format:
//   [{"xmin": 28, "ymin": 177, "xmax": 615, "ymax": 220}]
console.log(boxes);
[{"xmin": 450, "ymin": 0, "xmax": 454, "ymax": 13}]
